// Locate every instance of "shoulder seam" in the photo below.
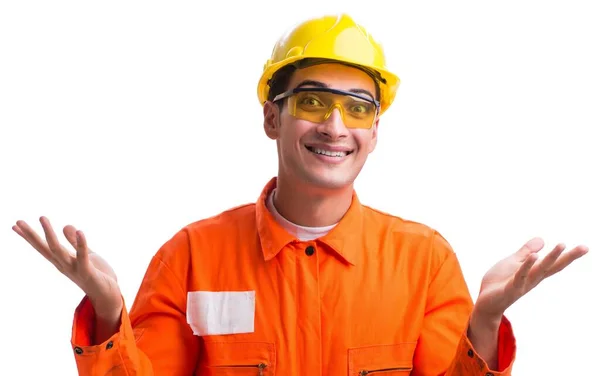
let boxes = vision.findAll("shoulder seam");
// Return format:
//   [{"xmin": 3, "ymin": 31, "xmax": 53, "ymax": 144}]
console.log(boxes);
[{"xmin": 185, "ymin": 202, "xmax": 256, "ymax": 228}]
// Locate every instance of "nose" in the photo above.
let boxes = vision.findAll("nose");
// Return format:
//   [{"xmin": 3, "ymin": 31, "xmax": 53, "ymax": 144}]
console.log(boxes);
[{"xmin": 317, "ymin": 107, "xmax": 349, "ymax": 140}]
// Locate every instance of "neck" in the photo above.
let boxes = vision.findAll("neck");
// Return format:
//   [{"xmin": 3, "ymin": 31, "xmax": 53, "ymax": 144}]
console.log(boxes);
[{"xmin": 273, "ymin": 176, "xmax": 354, "ymax": 227}]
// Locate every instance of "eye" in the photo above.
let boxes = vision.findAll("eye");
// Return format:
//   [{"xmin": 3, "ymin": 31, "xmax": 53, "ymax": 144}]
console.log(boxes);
[
  {"xmin": 299, "ymin": 95, "xmax": 324, "ymax": 107},
  {"xmin": 350, "ymin": 104, "xmax": 368, "ymax": 113}
]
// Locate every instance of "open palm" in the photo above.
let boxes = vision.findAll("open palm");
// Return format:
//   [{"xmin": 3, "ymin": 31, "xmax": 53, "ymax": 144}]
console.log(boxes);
[
  {"xmin": 13, "ymin": 216, "xmax": 122, "ymax": 318},
  {"xmin": 475, "ymin": 237, "xmax": 588, "ymax": 318}
]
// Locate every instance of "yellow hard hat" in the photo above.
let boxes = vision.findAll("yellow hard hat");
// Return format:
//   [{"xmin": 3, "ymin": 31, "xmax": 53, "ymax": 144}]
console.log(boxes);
[{"xmin": 257, "ymin": 13, "xmax": 400, "ymax": 115}]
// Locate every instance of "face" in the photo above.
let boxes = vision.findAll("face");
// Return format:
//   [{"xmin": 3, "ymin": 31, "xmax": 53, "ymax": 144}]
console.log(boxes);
[{"xmin": 263, "ymin": 63, "xmax": 380, "ymax": 191}]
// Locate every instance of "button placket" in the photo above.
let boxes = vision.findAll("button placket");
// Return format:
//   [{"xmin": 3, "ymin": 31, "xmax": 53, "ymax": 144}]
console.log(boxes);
[{"xmin": 295, "ymin": 241, "xmax": 320, "ymax": 372}]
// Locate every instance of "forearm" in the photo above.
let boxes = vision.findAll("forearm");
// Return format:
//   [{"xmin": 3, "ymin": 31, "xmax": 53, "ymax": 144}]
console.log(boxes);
[
  {"xmin": 467, "ymin": 305, "xmax": 503, "ymax": 371},
  {"xmin": 89, "ymin": 295, "xmax": 124, "ymax": 345}
]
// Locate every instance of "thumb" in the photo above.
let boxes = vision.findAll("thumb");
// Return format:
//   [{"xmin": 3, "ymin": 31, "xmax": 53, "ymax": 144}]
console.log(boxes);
[
  {"xmin": 63, "ymin": 225, "xmax": 78, "ymax": 248},
  {"xmin": 515, "ymin": 237, "xmax": 545, "ymax": 260},
  {"xmin": 64, "ymin": 226, "xmax": 94, "ymax": 268}
]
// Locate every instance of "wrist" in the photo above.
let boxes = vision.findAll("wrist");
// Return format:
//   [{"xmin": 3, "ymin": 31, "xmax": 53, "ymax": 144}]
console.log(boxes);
[
  {"xmin": 470, "ymin": 304, "xmax": 503, "ymax": 333},
  {"xmin": 88, "ymin": 295, "xmax": 123, "ymax": 321}
]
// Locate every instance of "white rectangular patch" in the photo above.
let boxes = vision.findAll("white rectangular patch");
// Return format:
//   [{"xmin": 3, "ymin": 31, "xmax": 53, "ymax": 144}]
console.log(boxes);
[{"xmin": 186, "ymin": 291, "xmax": 255, "ymax": 336}]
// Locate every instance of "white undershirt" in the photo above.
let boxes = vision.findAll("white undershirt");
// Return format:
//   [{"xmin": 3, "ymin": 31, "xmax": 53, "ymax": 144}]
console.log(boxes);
[{"xmin": 266, "ymin": 189, "xmax": 337, "ymax": 241}]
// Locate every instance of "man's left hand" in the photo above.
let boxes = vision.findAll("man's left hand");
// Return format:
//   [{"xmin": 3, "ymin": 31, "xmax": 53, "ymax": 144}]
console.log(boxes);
[{"xmin": 473, "ymin": 237, "xmax": 588, "ymax": 320}]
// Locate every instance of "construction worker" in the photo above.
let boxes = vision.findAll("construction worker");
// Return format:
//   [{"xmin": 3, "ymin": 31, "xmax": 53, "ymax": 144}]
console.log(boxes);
[{"xmin": 13, "ymin": 13, "xmax": 588, "ymax": 376}]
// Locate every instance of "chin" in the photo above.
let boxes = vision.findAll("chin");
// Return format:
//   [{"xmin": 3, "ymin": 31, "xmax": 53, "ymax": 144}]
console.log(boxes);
[{"xmin": 302, "ymin": 172, "xmax": 357, "ymax": 191}]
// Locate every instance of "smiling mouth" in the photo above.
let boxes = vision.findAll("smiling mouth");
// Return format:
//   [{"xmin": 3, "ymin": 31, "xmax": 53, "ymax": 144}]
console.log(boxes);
[{"xmin": 305, "ymin": 145, "xmax": 353, "ymax": 157}]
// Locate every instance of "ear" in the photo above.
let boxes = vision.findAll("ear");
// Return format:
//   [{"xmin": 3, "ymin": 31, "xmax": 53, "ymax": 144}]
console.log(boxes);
[
  {"xmin": 263, "ymin": 101, "xmax": 280, "ymax": 140},
  {"xmin": 368, "ymin": 117, "xmax": 380, "ymax": 153}
]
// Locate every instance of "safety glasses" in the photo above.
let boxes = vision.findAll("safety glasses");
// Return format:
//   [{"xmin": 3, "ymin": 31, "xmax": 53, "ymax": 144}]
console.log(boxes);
[{"xmin": 273, "ymin": 87, "xmax": 380, "ymax": 129}]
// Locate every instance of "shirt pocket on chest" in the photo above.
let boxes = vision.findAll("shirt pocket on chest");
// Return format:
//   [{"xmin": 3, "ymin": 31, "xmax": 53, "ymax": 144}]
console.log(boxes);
[
  {"xmin": 199, "ymin": 341, "xmax": 276, "ymax": 376},
  {"xmin": 348, "ymin": 342, "xmax": 417, "ymax": 375}
]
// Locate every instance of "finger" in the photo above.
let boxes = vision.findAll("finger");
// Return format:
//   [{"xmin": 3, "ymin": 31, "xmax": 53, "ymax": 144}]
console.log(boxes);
[
  {"xmin": 40, "ymin": 216, "xmax": 74, "ymax": 266},
  {"xmin": 65, "ymin": 225, "xmax": 95, "ymax": 255},
  {"xmin": 545, "ymin": 245, "xmax": 589, "ymax": 277},
  {"xmin": 528, "ymin": 243, "xmax": 567, "ymax": 282},
  {"xmin": 74, "ymin": 230, "xmax": 90, "ymax": 267},
  {"xmin": 12, "ymin": 224, "xmax": 26, "ymax": 238},
  {"xmin": 512, "ymin": 253, "xmax": 538, "ymax": 289},
  {"xmin": 63, "ymin": 225, "xmax": 78, "ymax": 248},
  {"xmin": 13, "ymin": 220, "xmax": 55, "ymax": 262},
  {"xmin": 515, "ymin": 237, "xmax": 545, "ymax": 260}
]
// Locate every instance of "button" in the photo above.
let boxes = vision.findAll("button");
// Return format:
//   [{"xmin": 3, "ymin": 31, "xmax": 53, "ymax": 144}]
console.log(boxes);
[
  {"xmin": 467, "ymin": 348, "xmax": 474, "ymax": 357},
  {"xmin": 305, "ymin": 246, "xmax": 315, "ymax": 256},
  {"xmin": 74, "ymin": 347, "xmax": 83, "ymax": 355},
  {"xmin": 106, "ymin": 341, "xmax": 114, "ymax": 350}
]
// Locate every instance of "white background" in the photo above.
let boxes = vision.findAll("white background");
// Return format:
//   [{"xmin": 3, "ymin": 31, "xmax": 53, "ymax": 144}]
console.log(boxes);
[{"xmin": 1, "ymin": 1, "xmax": 598, "ymax": 375}]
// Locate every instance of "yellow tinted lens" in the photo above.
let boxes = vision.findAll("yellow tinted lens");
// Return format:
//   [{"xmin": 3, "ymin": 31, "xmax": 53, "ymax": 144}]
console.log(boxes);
[{"xmin": 288, "ymin": 91, "xmax": 376, "ymax": 129}]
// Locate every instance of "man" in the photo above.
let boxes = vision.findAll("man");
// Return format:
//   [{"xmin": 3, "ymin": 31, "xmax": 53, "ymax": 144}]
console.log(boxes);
[{"xmin": 13, "ymin": 13, "xmax": 587, "ymax": 376}]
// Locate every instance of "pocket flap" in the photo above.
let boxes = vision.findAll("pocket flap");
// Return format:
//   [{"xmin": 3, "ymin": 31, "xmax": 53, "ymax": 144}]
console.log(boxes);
[
  {"xmin": 348, "ymin": 342, "xmax": 417, "ymax": 375},
  {"xmin": 202, "ymin": 341, "xmax": 276, "ymax": 367}
]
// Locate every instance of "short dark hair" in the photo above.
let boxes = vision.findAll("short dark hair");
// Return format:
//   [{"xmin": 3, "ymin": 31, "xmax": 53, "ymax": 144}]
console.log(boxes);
[
  {"xmin": 267, "ymin": 64, "xmax": 297, "ymax": 108},
  {"xmin": 266, "ymin": 58, "xmax": 382, "ymax": 109}
]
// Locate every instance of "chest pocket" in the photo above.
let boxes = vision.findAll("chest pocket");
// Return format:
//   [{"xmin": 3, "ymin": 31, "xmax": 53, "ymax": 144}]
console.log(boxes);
[
  {"xmin": 199, "ymin": 341, "xmax": 276, "ymax": 376},
  {"xmin": 348, "ymin": 342, "xmax": 417, "ymax": 375}
]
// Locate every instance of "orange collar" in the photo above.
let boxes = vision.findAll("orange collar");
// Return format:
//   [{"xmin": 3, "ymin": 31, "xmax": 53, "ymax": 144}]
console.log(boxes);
[{"xmin": 256, "ymin": 177, "xmax": 365, "ymax": 265}]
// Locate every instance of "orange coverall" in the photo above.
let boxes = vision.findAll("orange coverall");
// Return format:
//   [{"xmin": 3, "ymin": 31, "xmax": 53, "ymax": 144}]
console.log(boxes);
[{"xmin": 70, "ymin": 178, "xmax": 516, "ymax": 375}]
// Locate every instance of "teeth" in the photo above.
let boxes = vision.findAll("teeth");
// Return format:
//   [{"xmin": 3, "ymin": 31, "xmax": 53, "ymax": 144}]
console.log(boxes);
[{"xmin": 311, "ymin": 148, "xmax": 347, "ymax": 157}]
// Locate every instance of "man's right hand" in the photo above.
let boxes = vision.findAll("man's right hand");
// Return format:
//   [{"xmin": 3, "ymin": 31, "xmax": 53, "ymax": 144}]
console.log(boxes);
[{"xmin": 13, "ymin": 216, "xmax": 123, "ymax": 342}]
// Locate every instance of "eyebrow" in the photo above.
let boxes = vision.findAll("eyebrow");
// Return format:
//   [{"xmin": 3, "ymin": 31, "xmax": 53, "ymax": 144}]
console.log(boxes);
[{"xmin": 295, "ymin": 80, "xmax": 375, "ymax": 100}]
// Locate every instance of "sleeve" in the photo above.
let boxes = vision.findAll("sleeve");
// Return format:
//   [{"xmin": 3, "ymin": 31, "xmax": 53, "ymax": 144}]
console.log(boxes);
[
  {"xmin": 69, "ymin": 229, "xmax": 199, "ymax": 375},
  {"xmin": 445, "ymin": 316, "xmax": 516, "ymax": 375},
  {"xmin": 411, "ymin": 231, "xmax": 517, "ymax": 376}
]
